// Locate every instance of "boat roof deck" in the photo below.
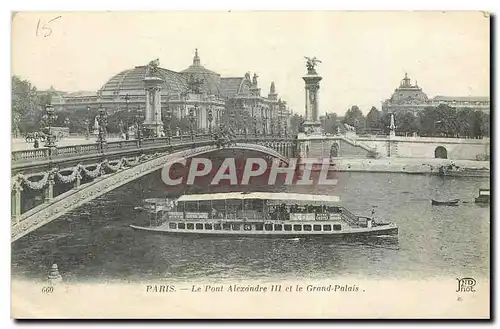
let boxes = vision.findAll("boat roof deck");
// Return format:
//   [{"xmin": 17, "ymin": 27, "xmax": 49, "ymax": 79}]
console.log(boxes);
[{"xmin": 176, "ymin": 192, "xmax": 341, "ymax": 205}]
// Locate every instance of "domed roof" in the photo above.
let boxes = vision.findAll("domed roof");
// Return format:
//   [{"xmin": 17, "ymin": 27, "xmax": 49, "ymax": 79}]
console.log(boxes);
[
  {"xmin": 99, "ymin": 65, "xmax": 188, "ymax": 97},
  {"xmin": 180, "ymin": 49, "xmax": 221, "ymax": 95},
  {"xmin": 389, "ymin": 73, "xmax": 428, "ymax": 104}
]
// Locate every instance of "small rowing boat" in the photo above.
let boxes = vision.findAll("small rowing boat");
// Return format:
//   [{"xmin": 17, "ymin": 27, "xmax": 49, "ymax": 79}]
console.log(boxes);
[{"xmin": 431, "ymin": 199, "xmax": 460, "ymax": 206}]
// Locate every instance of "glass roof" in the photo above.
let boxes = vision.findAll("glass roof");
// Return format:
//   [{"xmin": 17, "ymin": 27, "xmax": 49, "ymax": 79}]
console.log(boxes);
[{"xmin": 100, "ymin": 66, "xmax": 189, "ymax": 97}]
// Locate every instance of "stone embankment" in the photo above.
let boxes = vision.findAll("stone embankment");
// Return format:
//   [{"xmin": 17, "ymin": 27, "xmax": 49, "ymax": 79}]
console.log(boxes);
[{"xmin": 328, "ymin": 158, "xmax": 490, "ymax": 177}]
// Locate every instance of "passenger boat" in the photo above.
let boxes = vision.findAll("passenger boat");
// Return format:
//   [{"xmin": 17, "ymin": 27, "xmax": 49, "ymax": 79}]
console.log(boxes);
[
  {"xmin": 130, "ymin": 192, "xmax": 398, "ymax": 238},
  {"xmin": 431, "ymin": 199, "xmax": 460, "ymax": 206},
  {"xmin": 474, "ymin": 188, "xmax": 490, "ymax": 204}
]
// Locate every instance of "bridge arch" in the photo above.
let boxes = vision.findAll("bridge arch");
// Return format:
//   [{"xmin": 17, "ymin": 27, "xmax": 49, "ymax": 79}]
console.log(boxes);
[
  {"xmin": 434, "ymin": 146, "xmax": 448, "ymax": 159},
  {"xmin": 12, "ymin": 143, "xmax": 288, "ymax": 242}
]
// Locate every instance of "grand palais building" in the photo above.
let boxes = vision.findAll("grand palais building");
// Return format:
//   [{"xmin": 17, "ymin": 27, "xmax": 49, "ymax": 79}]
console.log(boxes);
[
  {"xmin": 382, "ymin": 73, "xmax": 490, "ymax": 113},
  {"xmin": 51, "ymin": 49, "xmax": 290, "ymax": 132}
]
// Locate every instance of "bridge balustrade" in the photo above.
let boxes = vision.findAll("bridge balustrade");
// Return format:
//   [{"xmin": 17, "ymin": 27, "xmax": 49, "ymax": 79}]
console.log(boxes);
[{"xmin": 12, "ymin": 148, "xmax": 49, "ymax": 161}]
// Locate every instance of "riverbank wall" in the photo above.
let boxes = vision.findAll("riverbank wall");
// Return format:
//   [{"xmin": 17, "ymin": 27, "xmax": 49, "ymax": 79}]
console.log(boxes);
[{"xmin": 300, "ymin": 158, "xmax": 490, "ymax": 177}]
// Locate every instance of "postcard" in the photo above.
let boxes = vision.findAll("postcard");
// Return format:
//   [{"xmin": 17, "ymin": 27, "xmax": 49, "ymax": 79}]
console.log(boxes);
[{"xmin": 11, "ymin": 11, "xmax": 490, "ymax": 319}]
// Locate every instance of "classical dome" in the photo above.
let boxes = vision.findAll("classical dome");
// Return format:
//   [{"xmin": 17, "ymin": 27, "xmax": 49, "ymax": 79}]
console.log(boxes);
[
  {"xmin": 99, "ymin": 65, "xmax": 188, "ymax": 98},
  {"xmin": 389, "ymin": 73, "xmax": 428, "ymax": 104},
  {"xmin": 180, "ymin": 49, "xmax": 221, "ymax": 95}
]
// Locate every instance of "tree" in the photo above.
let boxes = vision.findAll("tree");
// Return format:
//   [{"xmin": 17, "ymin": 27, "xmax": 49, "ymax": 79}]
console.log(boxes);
[
  {"xmin": 365, "ymin": 106, "xmax": 381, "ymax": 132},
  {"xmin": 342, "ymin": 105, "xmax": 365, "ymax": 132},
  {"xmin": 418, "ymin": 107, "xmax": 439, "ymax": 136},
  {"xmin": 480, "ymin": 111, "xmax": 490, "ymax": 137},
  {"xmin": 289, "ymin": 113, "xmax": 302, "ymax": 135},
  {"xmin": 456, "ymin": 108, "xmax": 472, "ymax": 138},
  {"xmin": 321, "ymin": 112, "xmax": 339, "ymax": 134},
  {"xmin": 396, "ymin": 111, "xmax": 419, "ymax": 136},
  {"xmin": 11, "ymin": 76, "xmax": 42, "ymax": 133}
]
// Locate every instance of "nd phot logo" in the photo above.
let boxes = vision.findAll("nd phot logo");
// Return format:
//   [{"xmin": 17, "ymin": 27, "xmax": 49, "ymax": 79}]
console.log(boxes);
[{"xmin": 456, "ymin": 277, "xmax": 476, "ymax": 293}]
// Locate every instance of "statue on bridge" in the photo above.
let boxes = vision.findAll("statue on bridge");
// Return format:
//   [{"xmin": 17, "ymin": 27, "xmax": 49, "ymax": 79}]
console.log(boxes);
[
  {"xmin": 304, "ymin": 56, "xmax": 322, "ymax": 75},
  {"xmin": 146, "ymin": 58, "xmax": 160, "ymax": 77}
]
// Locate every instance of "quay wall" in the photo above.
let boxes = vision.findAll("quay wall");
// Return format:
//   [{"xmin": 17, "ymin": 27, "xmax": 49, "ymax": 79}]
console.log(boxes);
[{"xmin": 297, "ymin": 134, "xmax": 490, "ymax": 161}]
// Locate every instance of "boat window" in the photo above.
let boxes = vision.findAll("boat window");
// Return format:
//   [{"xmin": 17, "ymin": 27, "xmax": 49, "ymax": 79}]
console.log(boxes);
[
  {"xmin": 293, "ymin": 225, "xmax": 302, "ymax": 231},
  {"xmin": 204, "ymin": 223, "xmax": 213, "ymax": 230},
  {"xmin": 232, "ymin": 224, "xmax": 241, "ymax": 230},
  {"xmin": 168, "ymin": 222, "xmax": 177, "ymax": 229},
  {"xmin": 178, "ymin": 223, "xmax": 186, "ymax": 229},
  {"xmin": 194, "ymin": 223, "xmax": 202, "ymax": 229},
  {"xmin": 303, "ymin": 225, "xmax": 312, "ymax": 231},
  {"xmin": 274, "ymin": 224, "xmax": 283, "ymax": 231},
  {"xmin": 255, "ymin": 224, "xmax": 264, "ymax": 231},
  {"xmin": 313, "ymin": 224, "xmax": 322, "ymax": 231},
  {"xmin": 187, "ymin": 223, "xmax": 194, "ymax": 230},
  {"xmin": 214, "ymin": 223, "xmax": 222, "ymax": 230},
  {"xmin": 265, "ymin": 224, "xmax": 273, "ymax": 231},
  {"xmin": 323, "ymin": 224, "xmax": 332, "ymax": 231},
  {"xmin": 223, "ymin": 223, "xmax": 231, "ymax": 230},
  {"xmin": 284, "ymin": 224, "xmax": 292, "ymax": 231},
  {"xmin": 333, "ymin": 224, "xmax": 341, "ymax": 231},
  {"xmin": 244, "ymin": 224, "xmax": 252, "ymax": 231}
]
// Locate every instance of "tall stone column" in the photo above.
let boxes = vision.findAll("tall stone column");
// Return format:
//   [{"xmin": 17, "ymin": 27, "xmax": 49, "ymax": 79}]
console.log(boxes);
[
  {"xmin": 302, "ymin": 68, "xmax": 323, "ymax": 134},
  {"xmin": 12, "ymin": 183, "xmax": 22, "ymax": 223},
  {"xmin": 143, "ymin": 76, "xmax": 164, "ymax": 137}
]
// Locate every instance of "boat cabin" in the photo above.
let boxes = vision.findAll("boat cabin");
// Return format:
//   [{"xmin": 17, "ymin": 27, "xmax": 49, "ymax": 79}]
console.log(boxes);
[
  {"xmin": 475, "ymin": 188, "xmax": 490, "ymax": 204},
  {"xmin": 142, "ymin": 192, "xmax": 371, "ymax": 229}
]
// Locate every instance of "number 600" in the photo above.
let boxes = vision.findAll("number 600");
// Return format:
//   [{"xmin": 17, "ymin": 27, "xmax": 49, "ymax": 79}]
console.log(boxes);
[{"xmin": 41, "ymin": 286, "xmax": 54, "ymax": 294}]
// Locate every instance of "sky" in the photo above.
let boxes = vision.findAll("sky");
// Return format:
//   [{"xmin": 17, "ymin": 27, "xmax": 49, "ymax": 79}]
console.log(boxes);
[{"xmin": 11, "ymin": 11, "xmax": 490, "ymax": 115}]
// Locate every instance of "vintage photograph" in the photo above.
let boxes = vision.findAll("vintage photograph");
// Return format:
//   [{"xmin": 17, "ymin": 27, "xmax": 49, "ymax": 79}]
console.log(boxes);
[{"xmin": 11, "ymin": 11, "xmax": 490, "ymax": 318}]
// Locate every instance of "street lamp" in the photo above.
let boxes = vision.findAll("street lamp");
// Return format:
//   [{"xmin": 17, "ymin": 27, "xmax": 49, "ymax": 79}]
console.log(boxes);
[
  {"xmin": 42, "ymin": 104, "xmax": 58, "ymax": 153},
  {"xmin": 253, "ymin": 116, "xmax": 257, "ymax": 137},
  {"xmin": 189, "ymin": 106, "xmax": 196, "ymax": 141},
  {"xmin": 125, "ymin": 94, "xmax": 130, "ymax": 113},
  {"xmin": 118, "ymin": 120, "xmax": 124, "ymax": 136},
  {"xmin": 96, "ymin": 104, "xmax": 107, "ymax": 150},
  {"xmin": 207, "ymin": 107, "xmax": 213, "ymax": 135},
  {"xmin": 230, "ymin": 111, "xmax": 236, "ymax": 135},
  {"xmin": 135, "ymin": 109, "xmax": 143, "ymax": 140},
  {"xmin": 165, "ymin": 109, "xmax": 172, "ymax": 144},
  {"xmin": 263, "ymin": 112, "xmax": 268, "ymax": 136},
  {"xmin": 85, "ymin": 106, "xmax": 91, "ymax": 139}
]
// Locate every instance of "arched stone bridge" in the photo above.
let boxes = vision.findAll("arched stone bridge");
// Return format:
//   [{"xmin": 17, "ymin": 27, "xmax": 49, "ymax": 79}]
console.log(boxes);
[{"xmin": 11, "ymin": 134, "xmax": 295, "ymax": 242}]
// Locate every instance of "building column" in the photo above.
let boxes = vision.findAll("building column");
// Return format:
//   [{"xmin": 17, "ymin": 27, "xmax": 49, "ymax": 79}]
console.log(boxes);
[
  {"xmin": 12, "ymin": 183, "xmax": 22, "ymax": 223},
  {"xmin": 74, "ymin": 166, "xmax": 82, "ymax": 190},
  {"xmin": 45, "ymin": 173, "xmax": 55, "ymax": 202}
]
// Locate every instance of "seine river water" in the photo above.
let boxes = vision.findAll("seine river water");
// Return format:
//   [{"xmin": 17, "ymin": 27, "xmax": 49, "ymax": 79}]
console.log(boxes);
[{"xmin": 12, "ymin": 171, "xmax": 490, "ymax": 283}]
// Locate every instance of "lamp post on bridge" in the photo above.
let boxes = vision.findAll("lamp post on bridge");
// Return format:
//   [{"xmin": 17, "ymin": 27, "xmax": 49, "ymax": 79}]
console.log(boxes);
[
  {"xmin": 165, "ymin": 109, "xmax": 172, "ymax": 144},
  {"xmin": 42, "ymin": 104, "xmax": 58, "ymax": 155},
  {"xmin": 207, "ymin": 107, "xmax": 213, "ymax": 135},
  {"xmin": 125, "ymin": 94, "xmax": 130, "ymax": 113},
  {"xmin": 253, "ymin": 116, "xmax": 257, "ymax": 138},
  {"xmin": 230, "ymin": 111, "xmax": 235, "ymax": 130},
  {"xmin": 189, "ymin": 106, "xmax": 195, "ymax": 142},
  {"xmin": 135, "ymin": 109, "xmax": 143, "ymax": 141},
  {"xmin": 96, "ymin": 104, "xmax": 108, "ymax": 151},
  {"xmin": 263, "ymin": 111, "xmax": 268, "ymax": 136},
  {"xmin": 118, "ymin": 120, "xmax": 125, "ymax": 137},
  {"xmin": 85, "ymin": 105, "xmax": 91, "ymax": 139}
]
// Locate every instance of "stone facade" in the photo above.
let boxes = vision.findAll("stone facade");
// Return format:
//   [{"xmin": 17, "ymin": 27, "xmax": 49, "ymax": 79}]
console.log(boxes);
[
  {"xmin": 298, "ymin": 134, "xmax": 490, "ymax": 161},
  {"xmin": 382, "ymin": 73, "xmax": 490, "ymax": 113},
  {"xmin": 51, "ymin": 49, "xmax": 291, "ymax": 132}
]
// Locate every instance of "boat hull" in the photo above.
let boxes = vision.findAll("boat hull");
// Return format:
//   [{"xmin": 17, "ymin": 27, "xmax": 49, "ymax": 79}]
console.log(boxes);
[
  {"xmin": 431, "ymin": 199, "xmax": 459, "ymax": 206},
  {"xmin": 129, "ymin": 224, "xmax": 398, "ymax": 238}
]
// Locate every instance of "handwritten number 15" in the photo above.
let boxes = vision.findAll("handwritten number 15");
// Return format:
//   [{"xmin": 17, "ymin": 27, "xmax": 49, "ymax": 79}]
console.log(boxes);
[{"xmin": 36, "ymin": 16, "xmax": 62, "ymax": 37}]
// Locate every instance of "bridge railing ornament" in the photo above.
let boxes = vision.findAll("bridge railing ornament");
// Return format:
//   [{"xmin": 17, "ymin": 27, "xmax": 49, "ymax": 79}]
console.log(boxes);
[{"xmin": 12, "ymin": 134, "xmax": 223, "ymax": 166}]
